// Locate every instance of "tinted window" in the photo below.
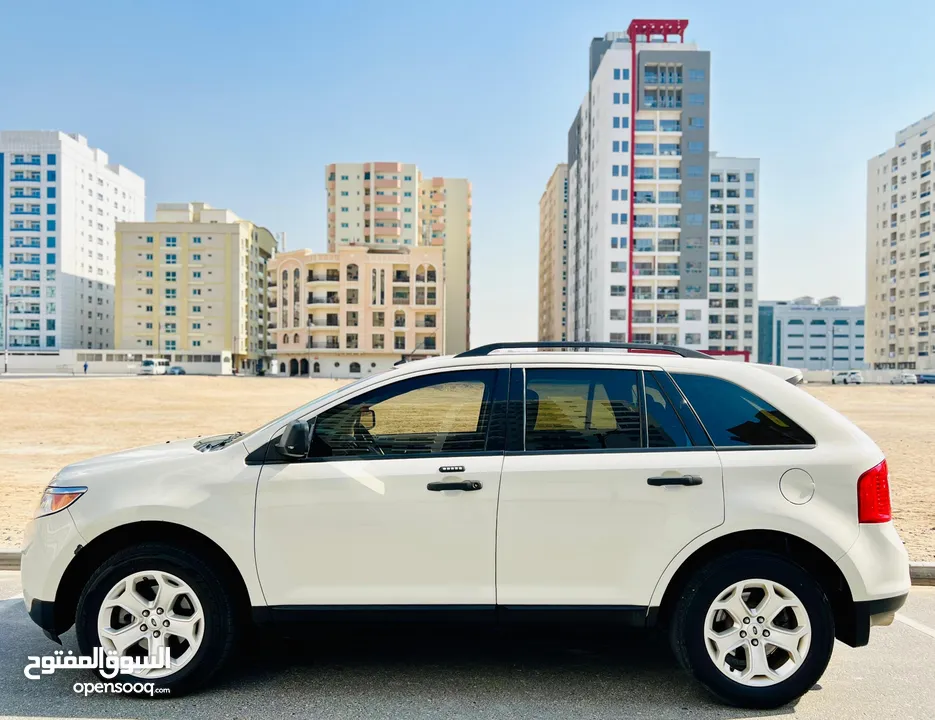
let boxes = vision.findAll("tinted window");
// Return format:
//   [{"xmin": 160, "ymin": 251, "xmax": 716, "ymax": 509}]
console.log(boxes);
[
  {"xmin": 524, "ymin": 368, "xmax": 640, "ymax": 451},
  {"xmin": 672, "ymin": 373, "xmax": 814, "ymax": 447},
  {"xmin": 311, "ymin": 370, "xmax": 496, "ymax": 457},
  {"xmin": 644, "ymin": 373, "xmax": 691, "ymax": 448}
]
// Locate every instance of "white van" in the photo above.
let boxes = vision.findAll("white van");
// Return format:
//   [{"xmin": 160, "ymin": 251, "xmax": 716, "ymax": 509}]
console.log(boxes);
[{"xmin": 139, "ymin": 358, "xmax": 170, "ymax": 375}]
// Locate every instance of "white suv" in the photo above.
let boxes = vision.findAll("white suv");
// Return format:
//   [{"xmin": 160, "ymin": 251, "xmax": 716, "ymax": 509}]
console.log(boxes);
[
  {"xmin": 832, "ymin": 370, "xmax": 863, "ymax": 385},
  {"xmin": 21, "ymin": 342, "xmax": 910, "ymax": 708}
]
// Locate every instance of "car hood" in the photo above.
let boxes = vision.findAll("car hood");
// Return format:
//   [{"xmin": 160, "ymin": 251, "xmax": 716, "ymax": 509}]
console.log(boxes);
[{"xmin": 51, "ymin": 436, "xmax": 227, "ymax": 485}]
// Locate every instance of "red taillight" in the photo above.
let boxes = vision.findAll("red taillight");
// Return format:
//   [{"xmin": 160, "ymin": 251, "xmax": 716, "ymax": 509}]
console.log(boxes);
[{"xmin": 858, "ymin": 460, "xmax": 892, "ymax": 523}]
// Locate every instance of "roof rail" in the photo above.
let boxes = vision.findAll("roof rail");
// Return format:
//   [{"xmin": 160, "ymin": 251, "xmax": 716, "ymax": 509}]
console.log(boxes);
[{"xmin": 456, "ymin": 341, "xmax": 712, "ymax": 359}]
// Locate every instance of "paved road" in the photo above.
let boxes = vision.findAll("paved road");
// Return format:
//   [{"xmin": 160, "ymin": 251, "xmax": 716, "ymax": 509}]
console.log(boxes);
[{"xmin": 1, "ymin": 571, "xmax": 933, "ymax": 719}]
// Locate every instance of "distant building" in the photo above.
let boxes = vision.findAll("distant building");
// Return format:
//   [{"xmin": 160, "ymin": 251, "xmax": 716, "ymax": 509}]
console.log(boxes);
[
  {"xmin": 538, "ymin": 163, "xmax": 568, "ymax": 341},
  {"xmin": 866, "ymin": 111, "xmax": 934, "ymax": 369},
  {"xmin": 115, "ymin": 203, "xmax": 276, "ymax": 373},
  {"xmin": 267, "ymin": 244, "xmax": 445, "ymax": 378},
  {"xmin": 325, "ymin": 162, "xmax": 471, "ymax": 353},
  {"xmin": 565, "ymin": 22, "xmax": 760, "ymax": 359},
  {"xmin": 758, "ymin": 296, "xmax": 866, "ymax": 371},
  {"xmin": 1, "ymin": 131, "xmax": 145, "ymax": 352}
]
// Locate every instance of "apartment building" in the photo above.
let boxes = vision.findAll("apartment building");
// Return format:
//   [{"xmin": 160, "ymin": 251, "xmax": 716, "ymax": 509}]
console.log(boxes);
[
  {"xmin": 706, "ymin": 153, "xmax": 759, "ymax": 355},
  {"xmin": 758, "ymin": 296, "xmax": 866, "ymax": 371},
  {"xmin": 268, "ymin": 244, "xmax": 445, "ymax": 377},
  {"xmin": 114, "ymin": 203, "xmax": 276, "ymax": 373},
  {"xmin": 866, "ymin": 112, "xmax": 935, "ymax": 369},
  {"xmin": 565, "ymin": 21, "xmax": 761, "ymax": 359},
  {"xmin": 325, "ymin": 162, "xmax": 471, "ymax": 353},
  {"xmin": 538, "ymin": 164, "xmax": 568, "ymax": 341},
  {"xmin": 1, "ymin": 131, "xmax": 144, "ymax": 352}
]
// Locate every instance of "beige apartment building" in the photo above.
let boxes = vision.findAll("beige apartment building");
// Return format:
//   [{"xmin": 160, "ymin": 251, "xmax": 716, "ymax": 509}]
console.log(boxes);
[
  {"xmin": 325, "ymin": 162, "xmax": 471, "ymax": 353},
  {"xmin": 538, "ymin": 164, "xmax": 568, "ymax": 341},
  {"xmin": 115, "ymin": 202, "xmax": 276, "ymax": 373},
  {"xmin": 268, "ymin": 244, "xmax": 445, "ymax": 377}
]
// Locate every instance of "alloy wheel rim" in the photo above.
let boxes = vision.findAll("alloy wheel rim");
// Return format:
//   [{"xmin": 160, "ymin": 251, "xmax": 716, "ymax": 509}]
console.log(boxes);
[
  {"xmin": 703, "ymin": 578, "xmax": 811, "ymax": 687},
  {"xmin": 96, "ymin": 570, "xmax": 205, "ymax": 678}
]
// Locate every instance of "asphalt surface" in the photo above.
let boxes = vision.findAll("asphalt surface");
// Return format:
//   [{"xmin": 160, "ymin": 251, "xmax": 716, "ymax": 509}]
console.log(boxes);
[{"xmin": 0, "ymin": 570, "xmax": 933, "ymax": 719}]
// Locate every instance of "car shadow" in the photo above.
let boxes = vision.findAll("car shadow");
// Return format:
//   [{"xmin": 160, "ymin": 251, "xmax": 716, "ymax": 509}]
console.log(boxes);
[{"xmin": 0, "ymin": 606, "xmax": 803, "ymax": 719}]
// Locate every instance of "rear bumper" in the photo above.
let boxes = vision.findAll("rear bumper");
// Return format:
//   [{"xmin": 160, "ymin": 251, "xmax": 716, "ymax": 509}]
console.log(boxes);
[{"xmin": 844, "ymin": 592, "xmax": 908, "ymax": 647}]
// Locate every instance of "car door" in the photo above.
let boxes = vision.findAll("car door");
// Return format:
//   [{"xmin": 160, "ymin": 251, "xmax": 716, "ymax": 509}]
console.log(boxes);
[
  {"xmin": 255, "ymin": 366, "xmax": 508, "ymax": 607},
  {"xmin": 496, "ymin": 364, "xmax": 724, "ymax": 608}
]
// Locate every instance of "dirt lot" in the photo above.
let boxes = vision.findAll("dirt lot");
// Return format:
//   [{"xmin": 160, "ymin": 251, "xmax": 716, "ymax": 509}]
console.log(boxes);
[{"xmin": 0, "ymin": 377, "xmax": 932, "ymax": 560}]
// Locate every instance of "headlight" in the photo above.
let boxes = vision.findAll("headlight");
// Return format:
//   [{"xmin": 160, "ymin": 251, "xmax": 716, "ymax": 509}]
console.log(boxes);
[{"xmin": 35, "ymin": 486, "xmax": 87, "ymax": 518}]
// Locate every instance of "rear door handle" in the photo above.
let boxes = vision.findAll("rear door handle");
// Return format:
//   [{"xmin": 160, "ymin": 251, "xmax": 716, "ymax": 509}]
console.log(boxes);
[
  {"xmin": 647, "ymin": 474, "xmax": 703, "ymax": 487},
  {"xmin": 427, "ymin": 480, "xmax": 482, "ymax": 492}
]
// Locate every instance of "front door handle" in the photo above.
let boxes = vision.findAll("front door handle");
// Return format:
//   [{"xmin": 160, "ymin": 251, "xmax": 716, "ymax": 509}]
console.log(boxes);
[
  {"xmin": 427, "ymin": 480, "xmax": 482, "ymax": 492},
  {"xmin": 647, "ymin": 474, "xmax": 703, "ymax": 487}
]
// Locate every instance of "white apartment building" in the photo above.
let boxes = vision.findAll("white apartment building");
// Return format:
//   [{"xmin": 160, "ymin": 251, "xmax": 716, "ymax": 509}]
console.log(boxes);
[
  {"xmin": 1, "ymin": 131, "xmax": 144, "ymax": 352},
  {"xmin": 758, "ymin": 296, "xmax": 866, "ymax": 371},
  {"xmin": 538, "ymin": 164, "xmax": 568, "ymax": 341},
  {"xmin": 566, "ymin": 21, "xmax": 761, "ymax": 359},
  {"xmin": 706, "ymin": 153, "xmax": 759, "ymax": 356},
  {"xmin": 866, "ymin": 112, "xmax": 934, "ymax": 369}
]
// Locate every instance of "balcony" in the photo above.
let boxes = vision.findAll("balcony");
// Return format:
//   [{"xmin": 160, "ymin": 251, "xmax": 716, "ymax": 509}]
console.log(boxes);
[
  {"xmin": 307, "ymin": 273, "xmax": 339, "ymax": 282},
  {"xmin": 658, "ymin": 241, "xmax": 680, "ymax": 253},
  {"xmin": 634, "ymin": 218, "xmax": 655, "ymax": 229},
  {"xmin": 430, "ymin": 192, "xmax": 445, "ymax": 202},
  {"xmin": 633, "ymin": 314, "xmax": 654, "ymax": 325},
  {"xmin": 373, "ymin": 225, "xmax": 402, "ymax": 237},
  {"xmin": 658, "ymin": 145, "xmax": 681, "ymax": 157},
  {"xmin": 374, "ymin": 178, "xmax": 401, "ymax": 189},
  {"xmin": 657, "ymin": 290, "xmax": 679, "ymax": 300},
  {"xmin": 374, "ymin": 210, "xmax": 401, "ymax": 221},
  {"xmin": 656, "ymin": 313, "xmax": 679, "ymax": 324},
  {"xmin": 415, "ymin": 319, "xmax": 437, "ymax": 328},
  {"xmin": 634, "ymin": 241, "xmax": 654, "ymax": 253},
  {"xmin": 371, "ymin": 193, "xmax": 401, "ymax": 204},
  {"xmin": 658, "ymin": 169, "xmax": 681, "ymax": 181},
  {"xmin": 308, "ymin": 341, "xmax": 340, "ymax": 349},
  {"xmin": 393, "ymin": 272, "xmax": 410, "ymax": 283},
  {"xmin": 307, "ymin": 294, "xmax": 339, "ymax": 305}
]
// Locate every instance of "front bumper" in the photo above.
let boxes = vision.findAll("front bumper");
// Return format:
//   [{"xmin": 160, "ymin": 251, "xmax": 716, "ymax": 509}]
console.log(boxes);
[
  {"xmin": 26, "ymin": 598, "xmax": 60, "ymax": 643},
  {"xmin": 21, "ymin": 509, "xmax": 86, "ymax": 642}
]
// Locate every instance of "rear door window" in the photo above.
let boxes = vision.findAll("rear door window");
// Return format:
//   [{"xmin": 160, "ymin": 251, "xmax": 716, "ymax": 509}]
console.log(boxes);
[
  {"xmin": 524, "ymin": 368, "xmax": 641, "ymax": 451},
  {"xmin": 671, "ymin": 373, "xmax": 815, "ymax": 447},
  {"xmin": 643, "ymin": 372, "xmax": 692, "ymax": 448}
]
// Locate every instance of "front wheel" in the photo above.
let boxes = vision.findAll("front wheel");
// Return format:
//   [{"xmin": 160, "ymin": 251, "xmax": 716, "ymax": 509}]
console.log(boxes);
[
  {"xmin": 75, "ymin": 543, "xmax": 239, "ymax": 696},
  {"xmin": 670, "ymin": 551, "xmax": 834, "ymax": 709}
]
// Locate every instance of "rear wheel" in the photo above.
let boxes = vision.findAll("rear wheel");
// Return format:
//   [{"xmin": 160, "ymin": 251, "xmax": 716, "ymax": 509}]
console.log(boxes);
[
  {"xmin": 75, "ymin": 543, "xmax": 238, "ymax": 695},
  {"xmin": 670, "ymin": 551, "xmax": 834, "ymax": 709}
]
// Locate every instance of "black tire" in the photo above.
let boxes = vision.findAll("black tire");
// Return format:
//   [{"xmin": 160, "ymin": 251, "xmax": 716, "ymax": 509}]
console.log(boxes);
[
  {"xmin": 76, "ymin": 542, "xmax": 238, "ymax": 696},
  {"xmin": 669, "ymin": 550, "xmax": 834, "ymax": 709}
]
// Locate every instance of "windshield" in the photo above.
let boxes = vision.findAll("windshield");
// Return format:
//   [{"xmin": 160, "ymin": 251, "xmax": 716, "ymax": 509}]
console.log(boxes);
[
  {"xmin": 142, "ymin": 360, "xmax": 154, "ymax": 367},
  {"xmin": 237, "ymin": 374, "xmax": 380, "ymax": 444}
]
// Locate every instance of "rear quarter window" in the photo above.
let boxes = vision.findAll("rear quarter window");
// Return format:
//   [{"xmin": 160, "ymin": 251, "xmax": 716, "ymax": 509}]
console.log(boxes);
[{"xmin": 671, "ymin": 373, "xmax": 815, "ymax": 447}]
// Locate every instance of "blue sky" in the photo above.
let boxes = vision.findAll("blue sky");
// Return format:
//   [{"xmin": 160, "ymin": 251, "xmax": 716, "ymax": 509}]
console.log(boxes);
[{"xmin": 3, "ymin": 0, "xmax": 935, "ymax": 346}]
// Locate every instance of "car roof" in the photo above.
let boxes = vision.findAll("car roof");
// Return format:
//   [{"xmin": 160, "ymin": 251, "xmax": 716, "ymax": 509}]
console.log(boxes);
[{"xmin": 392, "ymin": 351, "xmax": 800, "ymax": 385}]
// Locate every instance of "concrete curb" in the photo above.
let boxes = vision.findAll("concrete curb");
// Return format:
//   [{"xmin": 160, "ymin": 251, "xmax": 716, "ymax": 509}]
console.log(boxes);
[
  {"xmin": 0, "ymin": 547, "xmax": 934, "ymax": 584},
  {"xmin": 0, "ymin": 549, "xmax": 20, "ymax": 571}
]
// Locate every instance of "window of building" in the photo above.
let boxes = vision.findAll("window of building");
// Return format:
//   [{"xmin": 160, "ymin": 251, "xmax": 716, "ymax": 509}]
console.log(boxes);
[
  {"xmin": 688, "ymin": 141, "xmax": 704, "ymax": 154},
  {"xmin": 745, "ymin": 172, "xmax": 755, "ymax": 182},
  {"xmin": 524, "ymin": 368, "xmax": 640, "ymax": 452},
  {"xmin": 687, "ymin": 93, "xmax": 705, "ymax": 106}
]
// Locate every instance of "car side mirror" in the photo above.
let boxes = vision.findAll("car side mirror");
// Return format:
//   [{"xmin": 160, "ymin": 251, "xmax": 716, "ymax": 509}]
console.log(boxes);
[
  {"xmin": 278, "ymin": 420, "xmax": 312, "ymax": 458},
  {"xmin": 359, "ymin": 407, "xmax": 376, "ymax": 430}
]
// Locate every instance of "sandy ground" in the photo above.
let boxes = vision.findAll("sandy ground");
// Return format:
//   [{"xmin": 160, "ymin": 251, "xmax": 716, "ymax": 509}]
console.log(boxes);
[{"xmin": 0, "ymin": 377, "xmax": 932, "ymax": 560}]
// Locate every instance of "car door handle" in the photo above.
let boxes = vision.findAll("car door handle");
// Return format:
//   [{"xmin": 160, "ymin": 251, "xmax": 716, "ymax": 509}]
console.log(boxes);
[
  {"xmin": 647, "ymin": 475, "xmax": 703, "ymax": 487},
  {"xmin": 427, "ymin": 480, "xmax": 482, "ymax": 492}
]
